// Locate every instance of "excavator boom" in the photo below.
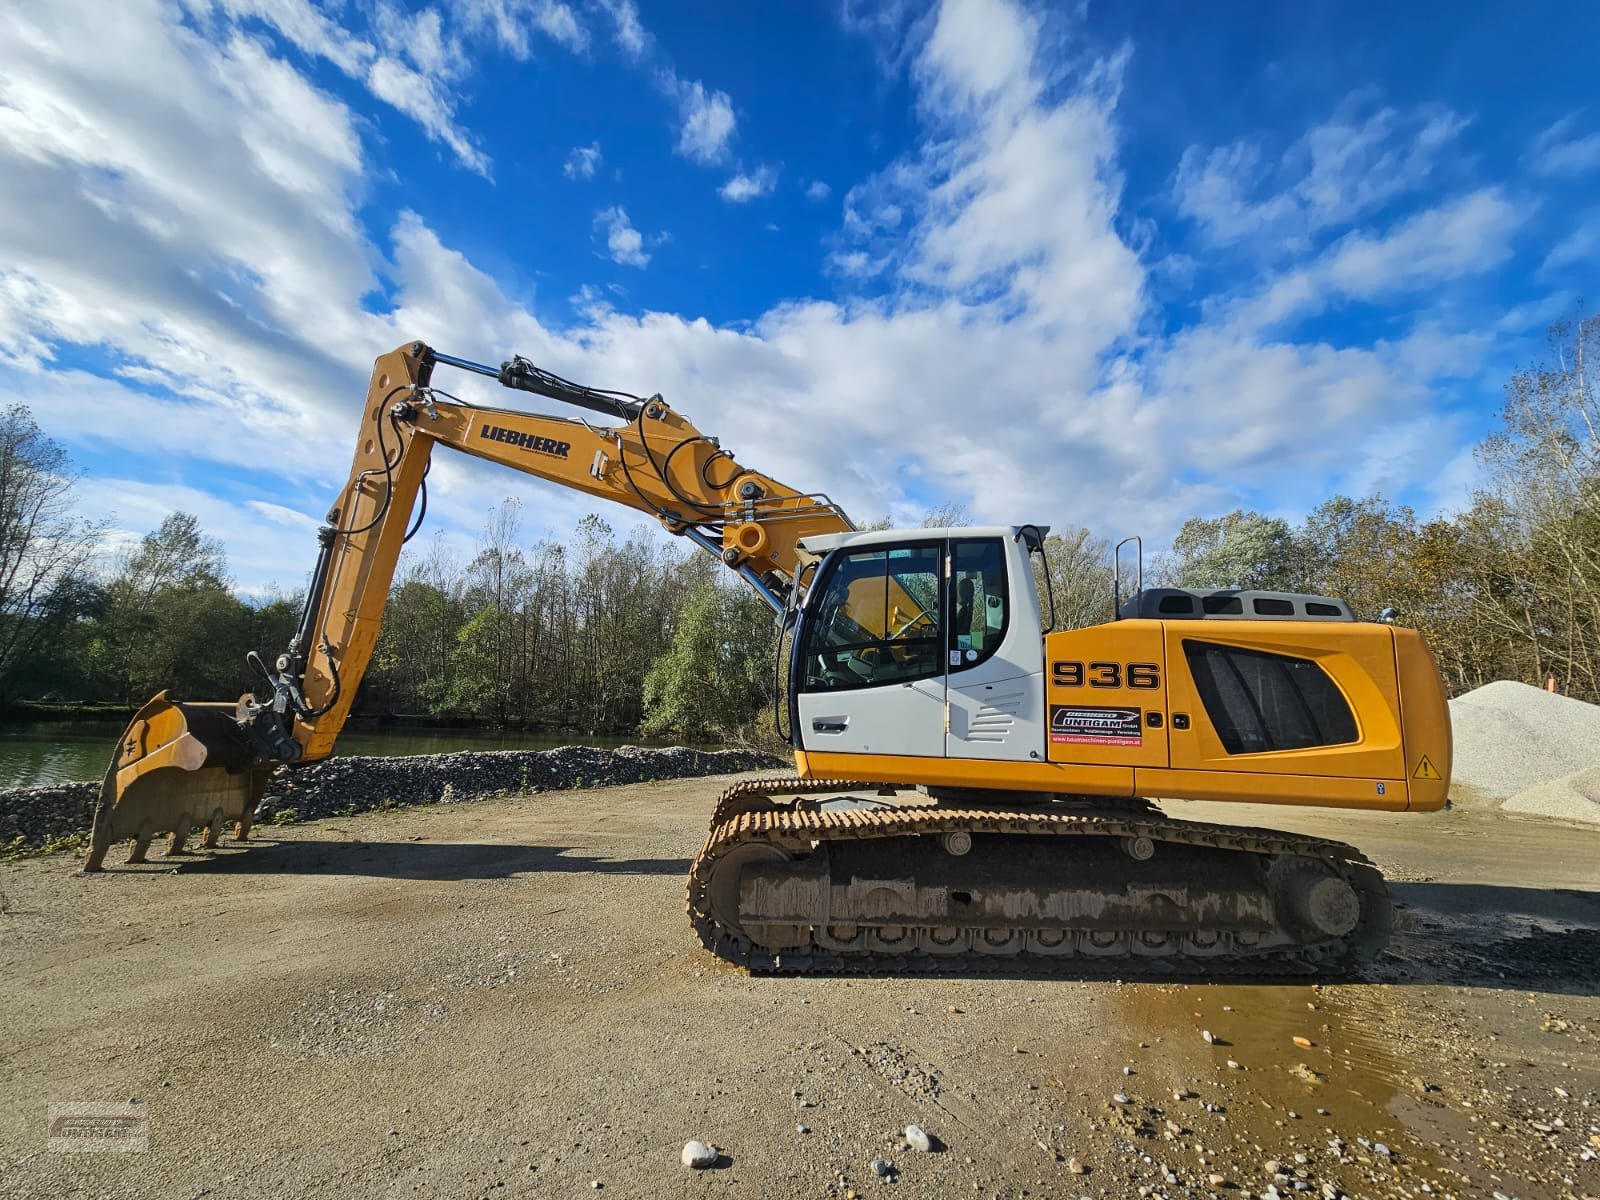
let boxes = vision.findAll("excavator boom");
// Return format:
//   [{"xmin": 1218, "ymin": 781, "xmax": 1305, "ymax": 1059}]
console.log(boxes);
[{"xmin": 87, "ymin": 342, "xmax": 852, "ymax": 867}]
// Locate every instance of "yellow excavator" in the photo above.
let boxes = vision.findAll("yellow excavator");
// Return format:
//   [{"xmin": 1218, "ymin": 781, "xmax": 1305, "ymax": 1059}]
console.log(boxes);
[{"xmin": 88, "ymin": 341, "xmax": 1452, "ymax": 975}]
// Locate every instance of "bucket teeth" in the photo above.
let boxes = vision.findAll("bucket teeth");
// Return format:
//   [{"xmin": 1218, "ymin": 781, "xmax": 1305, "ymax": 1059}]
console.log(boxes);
[{"xmin": 84, "ymin": 692, "xmax": 271, "ymax": 871}]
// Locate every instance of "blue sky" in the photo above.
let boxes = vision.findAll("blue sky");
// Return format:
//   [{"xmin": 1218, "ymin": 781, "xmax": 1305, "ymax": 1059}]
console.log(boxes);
[{"xmin": 2, "ymin": 0, "xmax": 1596, "ymax": 593}]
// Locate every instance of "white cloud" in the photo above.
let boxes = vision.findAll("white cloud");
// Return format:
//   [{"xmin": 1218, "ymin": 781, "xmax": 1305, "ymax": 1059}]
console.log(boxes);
[
  {"xmin": 595, "ymin": 206, "xmax": 650, "ymax": 268},
  {"xmin": 828, "ymin": 250, "xmax": 887, "ymax": 279},
  {"xmin": 1175, "ymin": 101, "xmax": 1470, "ymax": 252},
  {"xmin": 1542, "ymin": 220, "xmax": 1600, "ymax": 273},
  {"xmin": 1529, "ymin": 116, "xmax": 1600, "ymax": 178},
  {"xmin": 563, "ymin": 141, "xmax": 602, "ymax": 179},
  {"xmin": 719, "ymin": 166, "xmax": 777, "ymax": 203},
  {"xmin": 366, "ymin": 54, "xmax": 491, "ymax": 177},
  {"xmin": 1225, "ymin": 188, "xmax": 1524, "ymax": 331},
  {"xmin": 437, "ymin": 0, "xmax": 589, "ymax": 56},
  {"xmin": 594, "ymin": 0, "xmax": 648, "ymax": 59},
  {"xmin": 672, "ymin": 79, "xmax": 736, "ymax": 164},
  {"xmin": 805, "ymin": 179, "xmax": 831, "ymax": 201},
  {"xmin": 245, "ymin": 499, "xmax": 322, "ymax": 532},
  {"xmin": 1323, "ymin": 187, "xmax": 1520, "ymax": 295}
]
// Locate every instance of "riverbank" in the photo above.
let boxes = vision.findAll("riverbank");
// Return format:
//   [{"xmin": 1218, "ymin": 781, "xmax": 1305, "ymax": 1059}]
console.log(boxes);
[{"xmin": 0, "ymin": 745, "xmax": 786, "ymax": 856}]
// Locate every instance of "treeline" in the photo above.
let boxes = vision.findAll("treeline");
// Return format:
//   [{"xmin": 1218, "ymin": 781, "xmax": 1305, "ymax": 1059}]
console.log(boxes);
[{"xmin": 2, "ymin": 315, "xmax": 1596, "ymax": 734}]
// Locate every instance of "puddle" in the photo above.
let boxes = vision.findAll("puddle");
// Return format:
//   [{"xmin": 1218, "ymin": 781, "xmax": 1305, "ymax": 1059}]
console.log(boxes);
[{"xmin": 1088, "ymin": 982, "xmax": 1480, "ymax": 1197}]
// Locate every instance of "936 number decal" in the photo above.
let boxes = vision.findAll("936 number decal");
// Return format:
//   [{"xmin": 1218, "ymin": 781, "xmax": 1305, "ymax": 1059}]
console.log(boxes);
[{"xmin": 1052, "ymin": 660, "xmax": 1160, "ymax": 689}]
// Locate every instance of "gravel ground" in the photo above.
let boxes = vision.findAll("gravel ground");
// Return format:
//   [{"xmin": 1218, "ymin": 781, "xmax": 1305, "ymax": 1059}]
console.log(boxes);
[{"xmin": 2, "ymin": 777, "xmax": 1597, "ymax": 1200}]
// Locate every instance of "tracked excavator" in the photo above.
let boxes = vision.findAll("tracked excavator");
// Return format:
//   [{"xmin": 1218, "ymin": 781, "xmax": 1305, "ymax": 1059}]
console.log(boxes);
[{"xmin": 89, "ymin": 341, "xmax": 1452, "ymax": 975}]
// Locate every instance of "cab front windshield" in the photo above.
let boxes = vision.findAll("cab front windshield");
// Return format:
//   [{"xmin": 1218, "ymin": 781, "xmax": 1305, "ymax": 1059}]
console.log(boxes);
[{"xmin": 803, "ymin": 545, "xmax": 941, "ymax": 690}]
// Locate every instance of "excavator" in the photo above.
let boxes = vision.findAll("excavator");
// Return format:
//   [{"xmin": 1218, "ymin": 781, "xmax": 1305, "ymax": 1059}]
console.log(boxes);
[{"xmin": 87, "ymin": 341, "xmax": 1452, "ymax": 975}]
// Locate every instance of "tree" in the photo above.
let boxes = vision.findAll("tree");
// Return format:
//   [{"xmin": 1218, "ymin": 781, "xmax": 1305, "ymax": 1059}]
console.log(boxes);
[
  {"xmin": 1034, "ymin": 526, "xmax": 1114, "ymax": 630},
  {"xmin": 1163, "ymin": 509, "xmax": 1306, "ymax": 591},
  {"xmin": 449, "ymin": 500, "xmax": 534, "ymax": 722},
  {"xmin": 95, "ymin": 513, "xmax": 250, "ymax": 702},
  {"xmin": 0, "ymin": 405, "xmax": 103, "ymax": 701},
  {"xmin": 642, "ymin": 563, "xmax": 777, "ymax": 740},
  {"xmin": 1470, "ymin": 314, "xmax": 1600, "ymax": 699}
]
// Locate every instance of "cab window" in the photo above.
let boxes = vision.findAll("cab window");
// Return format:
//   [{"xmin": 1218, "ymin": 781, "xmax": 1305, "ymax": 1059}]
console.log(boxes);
[
  {"xmin": 802, "ymin": 544, "xmax": 942, "ymax": 692},
  {"xmin": 950, "ymin": 539, "xmax": 1007, "ymax": 671}
]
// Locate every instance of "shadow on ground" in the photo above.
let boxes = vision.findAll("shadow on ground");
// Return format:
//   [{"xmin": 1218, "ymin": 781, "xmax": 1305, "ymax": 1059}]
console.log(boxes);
[
  {"xmin": 156, "ymin": 838, "xmax": 693, "ymax": 880},
  {"xmin": 1384, "ymin": 880, "xmax": 1600, "ymax": 995}
]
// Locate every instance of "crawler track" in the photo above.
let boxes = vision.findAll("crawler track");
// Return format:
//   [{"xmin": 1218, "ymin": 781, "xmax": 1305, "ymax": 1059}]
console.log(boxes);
[{"xmin": 686, "ymin": 776, "xmax": 1392, "ymax": 977}]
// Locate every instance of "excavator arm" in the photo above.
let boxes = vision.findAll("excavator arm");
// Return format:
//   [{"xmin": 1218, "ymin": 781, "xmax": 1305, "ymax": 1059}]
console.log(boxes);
[{"xmin": 85, "ymin": 341, "xmax": 853, "ymax": 868}]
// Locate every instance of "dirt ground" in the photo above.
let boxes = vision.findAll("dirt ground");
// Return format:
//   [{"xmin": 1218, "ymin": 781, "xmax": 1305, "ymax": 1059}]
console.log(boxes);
[{"xmin": 2, "ymin": 777, "xmax": 1597, "ymax": 1200}]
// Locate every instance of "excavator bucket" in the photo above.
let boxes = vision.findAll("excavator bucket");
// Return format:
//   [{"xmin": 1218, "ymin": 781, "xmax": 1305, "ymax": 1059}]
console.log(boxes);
[{"xmin": 84, "ymin": 692, "xmax": 274, "ymax": 871}]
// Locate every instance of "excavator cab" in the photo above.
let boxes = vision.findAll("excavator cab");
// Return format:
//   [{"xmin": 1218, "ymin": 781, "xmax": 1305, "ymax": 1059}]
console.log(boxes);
[{"xmin": 789, "ymin": 527, "xmax": 1049, "ymax": 763}]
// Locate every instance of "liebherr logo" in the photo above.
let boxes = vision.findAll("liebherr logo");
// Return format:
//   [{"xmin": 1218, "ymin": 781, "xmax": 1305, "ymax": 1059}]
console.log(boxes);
[{"xmin": 479, "ymin": 423, "xmax": 571, "ymax": 458}]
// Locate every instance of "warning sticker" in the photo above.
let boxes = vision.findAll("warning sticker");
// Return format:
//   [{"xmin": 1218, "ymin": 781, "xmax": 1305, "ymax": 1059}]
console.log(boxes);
[
  {"xmin": 1050, "ymin": 705, "xmax": 1142, "ymax": 747},
  {"xmin": 1412, "ymin": 755, "xmax": 1441, "ymax": 781}
]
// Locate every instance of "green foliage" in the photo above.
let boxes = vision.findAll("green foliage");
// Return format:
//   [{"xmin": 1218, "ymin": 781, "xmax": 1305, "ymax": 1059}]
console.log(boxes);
[
  {"xmin": 269, "ymin": 807, "xmax": 299, "ymax": 825},
  {"xmin": 641, "ymin": 565, "xmax": 777, "ymax": 739},
  {"xmin": 1034, "ymin": 527, "xmax": 1115, "ymax": 630},
  {"xmin": 1165, "ymin": 509, "xmax": 1306, "ymax": 592},
  {"xmin": 1, "ymin": 831, "xmax": 90, "ymax": 860}
]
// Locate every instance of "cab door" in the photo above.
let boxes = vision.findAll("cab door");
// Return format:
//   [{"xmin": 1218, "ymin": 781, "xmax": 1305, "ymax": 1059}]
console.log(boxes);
[
  {"xmin": 945, "ymin": 536, "xmax": 1048, "ymax": 761},
  {"xmin": 793, "ymin": 541, "xmax": 946, "ymax": 758}
]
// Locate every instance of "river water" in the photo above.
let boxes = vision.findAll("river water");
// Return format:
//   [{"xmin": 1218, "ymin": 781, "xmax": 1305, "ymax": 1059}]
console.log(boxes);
[{"xmin": 0, "ymin": 720, "xmax": 697, "ymax": 791}]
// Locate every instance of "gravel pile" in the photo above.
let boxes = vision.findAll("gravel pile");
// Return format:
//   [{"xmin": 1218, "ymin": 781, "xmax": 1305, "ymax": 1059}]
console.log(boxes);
[
  {"xmin": 1447, "ymin": 680, "xmax": 1600, "ymax": 803},
  {"xmin": 1502, "ymin": 765, "xmax": 1600, "ymax": 827},
  {"xmin": 0, "ymin": 745, "xmax": 785, "ymax": 849}
]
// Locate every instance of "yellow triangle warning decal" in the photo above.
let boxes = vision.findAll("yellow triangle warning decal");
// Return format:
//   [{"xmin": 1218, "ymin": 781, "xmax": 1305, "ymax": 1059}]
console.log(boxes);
[{"xmin": 1412, "ymin": 755, "xmax": 1441, "ymax": 781}]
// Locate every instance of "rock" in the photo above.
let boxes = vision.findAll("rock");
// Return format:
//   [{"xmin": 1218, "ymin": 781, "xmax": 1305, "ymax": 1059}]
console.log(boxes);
[
  {"xmin": 904, "ymin": 1124, "xmax": 932, "ymax": 1152},
  {"xmin": 1202, "ymin": 1029, "xmax": 1216, "ymax": 1044},
  {"xmin": 1264, "ymin": 1160, "xmax": 1281, "ymax": 1176},
  {"xmin": 871, "ymin": 1157, "xmax": 893, "ymax": 1178},
  {"xmin": 1113, "ymin": 1093, "xmax": 1132, "ymax": 1104},
  {"xmin": 681, "ymin": 1140, "xmax": 717, "ymax": 1168},
  {"xmin": 796, "ymin": 1124, "xmax": 809, "ymax": 1134},
  {"xmin": 1208, "ymin": 1173, "xmax": 1226, "ymax": 1187},
  {"xmin": 1226, "ymin": 1060, "xmax": 1242, "ymax": 1070},
  {"xmin": 1124, "ymin": 1065, "xmax": 1134, "ymax": 1076},
  {"xmin": 1292, "ymin": 1036, "xmax": 1313, "ymax": 1049},
  {"xmin": 1373, "ymin": 1143, "xmax": 1391, "ymax": 1157},
  {"xmin": 1067, "ymin": 1157, "xmax": 1086, "ymax": 1174}
]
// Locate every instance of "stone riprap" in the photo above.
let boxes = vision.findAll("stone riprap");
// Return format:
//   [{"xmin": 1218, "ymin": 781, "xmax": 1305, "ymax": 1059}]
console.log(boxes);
[
  {"xmin": 257, "ymin": 745, "xmax": 785, "ymax": 822},
  {"xmin": 0, "ymin": 745, "xmax": 785, "ymax": 849},
  {"xmin": 0, "ymin": 780, "xmax": 100, "ymax": 848}
]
